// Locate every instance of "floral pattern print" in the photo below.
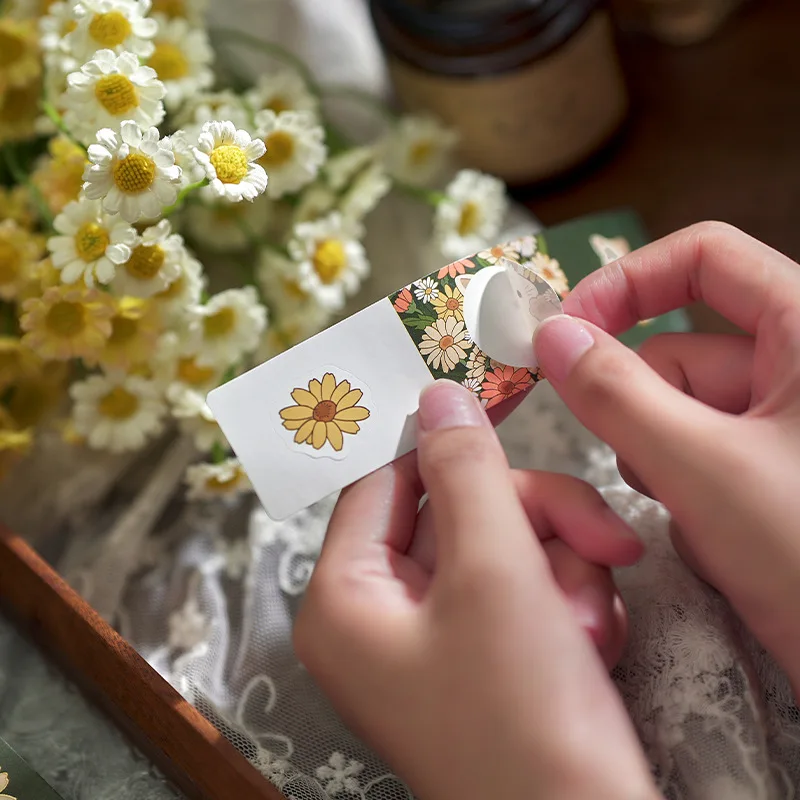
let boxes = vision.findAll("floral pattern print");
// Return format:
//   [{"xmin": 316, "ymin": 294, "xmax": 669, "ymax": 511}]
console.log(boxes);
[
  {"xmin": 389, "ymin": 237, "xmax": 566, "ymax": 406},
  {"xmin": 279, "ymin": 372, "xmax": 370, "ymax": 452}
]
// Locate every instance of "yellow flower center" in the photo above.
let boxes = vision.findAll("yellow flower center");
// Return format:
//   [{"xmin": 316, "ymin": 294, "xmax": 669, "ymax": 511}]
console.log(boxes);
[
  {"xmin": 148, "ymin": 41, "xmax": 189, "ymax": 81},
  {"xmin": 266, "ymin": 96, "xmax": 289, "ymax": 114},
  {"xmin": 94, "ymin": 74, "xmax": 139, "ymax": 116},
  {"xmin": 150, "ymin": 0, "xmax": 186, "ymax": 18},
  {"xmin": 0, "ymin": 241, "xmax": 21, "ymax": 285},
  {"xmin": 98, "ymin": 386, "xmax": 139, "ymax": 419},
  {"xmin": 458, "ymin": 201, "xmax": 480, "ymax": 237},
  {"xmin": 88, "ymin": 11, "xmax": 132, "ymax": 48},
  {"xmin": 125, "ymin": 244, "xmax": 164, "ymax": 280},
  {"xmin": 206, "ymin": 469, "xmax": 241, "ymax": 491},
  {"xmin": 312, "ymin": 399, "xmax": 337, "ymax": 423},
  {"xmin": 113, "ymin": 153, "xmax": 156, "ymax": 195},
  {"xmin": 260, "ymin": 131, "xmax": 295, "ymax": 168},
  {"xmin": 62, "ymin": 19, "xmax": 78, "ymax": 35},
  {"xmin": 45, "ymin": 300, "xmax": 85, "ymax": 337},
  {"xmin": 75, "ymin": 222, "xmax": 109, "ymax": 262},
  {"xmin": 108, "ymin": 315, "xmax": 138, "ymax": 345},
  {"xmin": 409, "ymin": 139, "xmax": 433, "ymax": 167},
  {"xmin": 177, "ymin": 356, "xmax": 215, "ymax": 386},
  {"xmin": 203, "ymin": 307, "xmax": 235, "ymax": 338},
  {"xmin": 0, "ymin": 28, "xmax": 26, "ymax": 68},
  {"xmin": 312, "ymin": 239, "xmax": 347, "ymax": 285},
  {"xmin": 155, "ymin": 273, "xmax": 183, "ymax": 300},
  {"xmin": 209, "ymin": 145, "xmax": 248, "ymax": 184}
]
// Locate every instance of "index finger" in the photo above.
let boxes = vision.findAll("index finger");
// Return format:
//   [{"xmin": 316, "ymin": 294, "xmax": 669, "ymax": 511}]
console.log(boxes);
[{"xmin": 563, "ymin": 221, "xmax": 800, "ymax": 336}]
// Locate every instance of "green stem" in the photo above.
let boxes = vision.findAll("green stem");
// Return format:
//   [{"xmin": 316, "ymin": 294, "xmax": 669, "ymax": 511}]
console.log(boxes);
[
  {"xmin": 394, "ymin": 180, "xmax": 447, "ymax": 206},
  {"xmin": 210, "ymin": 440, "xmax": 228, "ymax": 463},
  {"xmin": 162, "ymin": 179, "xmax": 209, "ymax": 217},
  {"xmin": 210, "ymin": 28, "xmax": 319, "ymax": 95},
  {"xmin": 41, "ymin": 101, "xmax": 87, "ymax": 152},
  {"xmin": 1, "ymin": 147, "xmax": 55, "ymax": 230}
]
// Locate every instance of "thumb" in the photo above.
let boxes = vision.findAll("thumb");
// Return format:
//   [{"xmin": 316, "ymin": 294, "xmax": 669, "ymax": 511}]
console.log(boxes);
[{"xmin": 533, "ymin": 315, "xmax": 725, "ymax": 496}]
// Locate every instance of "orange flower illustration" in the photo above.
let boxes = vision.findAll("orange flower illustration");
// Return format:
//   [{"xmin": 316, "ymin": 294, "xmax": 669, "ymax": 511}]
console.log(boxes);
[
  {"xmin": 437, "ymin": 257, "xmax": 471, "ymax": 280},
  {"xmin": 393, "ymin": 287, "xmax": 413, "ymax": 313},
  {"xmin": 279, "ymin": 372, "xmax": 370, "ymax": 451},
  {"xmin": 480, "ymin": 365, "xmax": 534, "ymax": 409}
]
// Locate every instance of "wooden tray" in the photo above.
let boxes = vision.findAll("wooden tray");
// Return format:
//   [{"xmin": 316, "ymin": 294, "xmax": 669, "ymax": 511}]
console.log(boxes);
[{"xmin": 0, "ymin": 524, "xmax": 282, "ymax": 800}]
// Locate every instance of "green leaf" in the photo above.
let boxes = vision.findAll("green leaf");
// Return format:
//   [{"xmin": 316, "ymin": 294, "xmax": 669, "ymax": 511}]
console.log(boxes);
[{"xmin": 536, "ymin": 234, "xmax": 549, "ymax": 257}]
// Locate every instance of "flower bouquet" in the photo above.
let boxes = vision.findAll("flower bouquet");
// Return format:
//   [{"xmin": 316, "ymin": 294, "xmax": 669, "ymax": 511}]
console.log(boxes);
[{"xmin": 0, "ymin": 0, "xmax": 571, "ymax": 531}]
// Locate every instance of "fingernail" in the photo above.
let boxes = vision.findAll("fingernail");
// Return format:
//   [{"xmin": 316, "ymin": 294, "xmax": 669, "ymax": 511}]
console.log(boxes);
[
  {"xmin": 418, "ymin": 380, "xmax": 486, "ymax": 432},
  {"xmin": 533, "ymin": 315, "xmax": 595, "ymax": 384}
]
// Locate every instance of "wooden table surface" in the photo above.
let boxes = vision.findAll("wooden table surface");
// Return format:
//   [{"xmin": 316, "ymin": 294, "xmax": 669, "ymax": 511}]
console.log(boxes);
[{"xmin": 522, "ymin": 0, "xmax": 799, "ymax": 331}]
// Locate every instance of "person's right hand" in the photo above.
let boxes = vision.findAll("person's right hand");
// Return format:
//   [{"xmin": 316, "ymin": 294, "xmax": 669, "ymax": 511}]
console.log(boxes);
[{"xmin": 532, "ymin": 221, "xmax": 800, "ymax": 695}]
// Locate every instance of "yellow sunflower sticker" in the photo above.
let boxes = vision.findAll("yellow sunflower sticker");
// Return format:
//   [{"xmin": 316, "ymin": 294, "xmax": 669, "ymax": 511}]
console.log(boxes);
[{"xmin": 279, "ymin": 372, "xmax": 370, "ymax": 452}]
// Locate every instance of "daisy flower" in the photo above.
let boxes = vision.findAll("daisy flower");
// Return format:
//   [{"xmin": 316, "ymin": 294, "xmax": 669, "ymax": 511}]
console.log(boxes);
[
  {"xmin": 31, "ymin": 136, "xmax": 87, "ymax": 215},
  {"xmin": 83, "ymin": 121, "xmax": 181, "ymax": 222},
  {"xmin": 152, "ymin": 330, "xmax": 221, "ymax": 394},
  {"xmin": 431, "ymin": 283, "xmax": 464, "ymax": 322},
  {"xmin": 167, "ymin": 385, "xmax": 226, "ymax": 452},
  {"xmin": 20, "ymin": 284, "xmax": 114, "ymax": 361},
  {"xmin": 478, "ymin": 243, "xmax": 522, "ymax": 265},
  {"xmin": 434, "ymin": 169, "xmax": 507, "ymax": 259},
  {"xmin": 507, "ymin": 235, "xmax": 538, "ymax": 261},
  {"xmin": 192, "ymin": 286, "xmax": 267, "ymax": 368},
  {"xmin": 480, "ymin": 365, "xmax": 534, "ymax": 409},
  {"xmin": 528, "ymin": 252, "xmax": 570, "ymax": 296},
  {"xmin": 63, "ymin": 49, "xmax": 165, "ymax": 144},
  {"xmin": 48, "ymin": 197, "xmax": 136, "ymax": 286},
  {"xmin": 378, "ymin": 115, "xmax": 458, "ymax": 186},
  {"xmin": 0, "ymin": 75, "xmax": 42, "ymax": 145},
  {"xmin": 325, "ymin": 147, "xmax": 374, "ymax": 191},
  {"xmin": 193, "ymin": 120, "xmax": 267, "ymax": 203},
  {"xmin": 39, "ymin": 2, "xmax": 81, "ymax": 73},
  {"xmin": 184, "ymin": 194, "xmax": 274, "ymax": 252},
  {"xmin": 149, "ymin": 0, "xmax": 208, "ymax": 23},
  {"xmin": 152, "ymin": 248, "xmax": 205, "ymax": 323},
  {"xmin": 146, "ymin": 14, "xmax": 213, "ymax": 111},
  {"xmin": 462, "ymin": 377, "xmax": 482, "ymax": 396},
  {"xmin": 185, "ymin": 458, "xmax": 251, "ymax": 502},
  {"xmin": 339, "ymin": 162, "xmax": 391, "ymax": 223},
  {"xmin": 0, "ymin": 220, "xmax": 45, "ymax": 300},
  {"xmin": 66, "ymin": 0, "xmax": 157, "ymax": 63},
  {"xmin": 113, "ymin": 219, "xmax": 185, "ymax": 297},
  {"xmin": 164, "ymin": 129, "xmax": 205, "ymax": 186},
  {"xmin": 0, "ymin": 18, "xmax": 41, "ymax": 92},
  {"xmin": 173, "ymin": 89, "xmax": 248, "ymax": 137},
  {"xmin": 253, "ymin": 109, "xmax": 326, "ymax": 199},
  {"xmin": 94, "ymin": 296, "xmax": 162, "ymax": 371},
  {"xmin": 288, "ymin": 212, "xmax": 369, "ymax": 311},
  {"xmin": 256, "ymin": 300, "xmax": 330, "ymax": 359},
  {"xmin": 70, "ymin": 372, "xmax": 166, "ymax": 453},
  {"xmin": 413, "ymin": 276, "xmax": 438, "ymax": 304},
  {"xmin": 245, "ymin": 67, "xmax": 318, "ymax": 118},
  {"xmin": 418, "ymin": 317, "xmax": 472, "ymax": 373}
]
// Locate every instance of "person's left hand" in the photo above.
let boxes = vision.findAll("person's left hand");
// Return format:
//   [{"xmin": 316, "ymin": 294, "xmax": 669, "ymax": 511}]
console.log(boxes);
[{"xmin": 294, "ymin": 381, "xmax": 655, "ymax": 800}]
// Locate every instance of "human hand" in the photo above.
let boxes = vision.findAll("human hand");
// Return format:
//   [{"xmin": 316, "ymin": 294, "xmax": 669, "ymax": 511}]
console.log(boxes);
[
  {"xmin": 533, "ymin": 221, "xmax": 800, "ymax": 694},
  {"xmin": 295, "ymin": 380, "xmax": 657, "ymax": 800}
]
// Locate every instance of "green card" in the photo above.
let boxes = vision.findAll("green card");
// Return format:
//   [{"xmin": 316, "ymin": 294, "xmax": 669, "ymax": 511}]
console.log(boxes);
[
  {"xmin": 544, "ymin": 209, "xmax": 690, "ymax": 348},
  {"xmin": 0, "ymin": 736, "xmax": 65, "ymax": 800}
]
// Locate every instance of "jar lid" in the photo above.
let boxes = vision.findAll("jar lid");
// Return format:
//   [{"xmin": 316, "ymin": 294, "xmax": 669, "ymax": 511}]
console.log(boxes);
[{"xmin": 370, "ymin": 0, "xmax": 600, "ymax": 76}]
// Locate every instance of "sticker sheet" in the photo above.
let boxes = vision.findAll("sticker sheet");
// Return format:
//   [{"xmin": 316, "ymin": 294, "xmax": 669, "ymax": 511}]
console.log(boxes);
[{"xmin": 208, "ymin": 211, "xmax": 648, "ymax": 520}]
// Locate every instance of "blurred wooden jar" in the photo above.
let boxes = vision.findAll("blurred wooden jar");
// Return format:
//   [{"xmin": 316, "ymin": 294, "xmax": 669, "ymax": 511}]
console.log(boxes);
[{"xmin": 369, "ymin": 0, "xmax": 628, "ymax": 186}]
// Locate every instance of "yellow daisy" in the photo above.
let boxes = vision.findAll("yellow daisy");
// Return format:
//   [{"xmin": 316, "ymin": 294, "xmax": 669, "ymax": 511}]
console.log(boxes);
[
  {"xmin": 0, "ymin": 219, "xmax": 45, "ymax": 300},
  {"xmin": 7, "ymin": 361, "xmax": 68, "ymax": 428},
  {"xmin": 0, "ymin": 337, "xmax": 42, "ymax": 391},
  {"xmin": 31, "ymin": 136, "xmax": 88, "ymax": 215},
  {"xmin": 0, "ymin": 18, "xmax": 41, "ymax": 92},
  {"xmin": 0, "ymin": 185, "xmax": 34, "ymax": 228},
  {"xmin": 93, "ymin": 296, "xmax": 163, "ymax": 371},
  {"xmin": 20, "ymin": 284, "xmax": 114, "ymax": 361},
  {"xmin": 279, "ymin": 372, "xmax": 370, "ymax": 452},
  {"xmin": 430, "ymin": 283, "xmax": 464, "ymax": 322}
]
